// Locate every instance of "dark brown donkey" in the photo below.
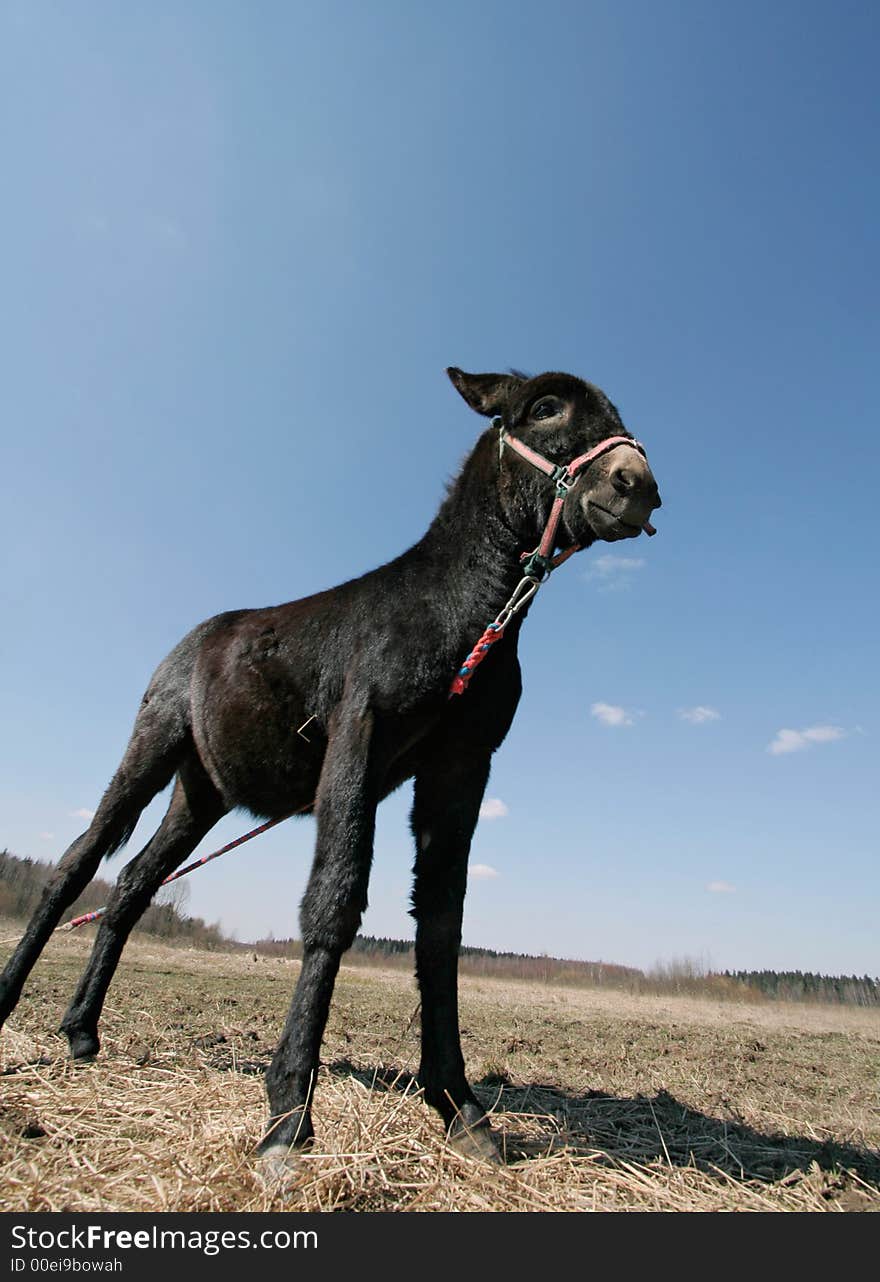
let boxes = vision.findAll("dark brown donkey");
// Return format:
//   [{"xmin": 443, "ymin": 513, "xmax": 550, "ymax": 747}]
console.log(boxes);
[{"xmin": 0, "ymin": 368, "xmax": 661, "ymax": 1168}]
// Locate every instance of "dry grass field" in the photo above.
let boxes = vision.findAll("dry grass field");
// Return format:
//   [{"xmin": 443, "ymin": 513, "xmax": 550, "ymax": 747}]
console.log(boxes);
[{"xmin": 2, "ymin": 925, "xmax": 878, "ymax": 1212}]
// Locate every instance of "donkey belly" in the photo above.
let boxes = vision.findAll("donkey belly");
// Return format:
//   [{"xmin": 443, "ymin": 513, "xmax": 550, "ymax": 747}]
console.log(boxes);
[{"xmin": 189, "ymin": 622, "xmax": 325, "ymax": 817}]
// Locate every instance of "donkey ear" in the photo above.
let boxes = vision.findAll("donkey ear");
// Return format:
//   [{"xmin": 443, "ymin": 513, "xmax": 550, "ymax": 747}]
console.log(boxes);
[{"xmin": 446, "ymin": 367, "xmax": 524, "ymax": 418}]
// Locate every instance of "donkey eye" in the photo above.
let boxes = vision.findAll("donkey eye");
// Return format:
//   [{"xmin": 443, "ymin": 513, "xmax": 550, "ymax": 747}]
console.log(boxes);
[{"xmin": 531, "ymin": 398, "xmax": 561, "ymax": 421}]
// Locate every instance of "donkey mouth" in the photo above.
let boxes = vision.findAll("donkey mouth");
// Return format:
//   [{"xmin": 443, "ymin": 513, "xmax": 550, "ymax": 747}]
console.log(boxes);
[{"xmin": 586, "ymin": 501, "xmax": 643, "ymax": 539}]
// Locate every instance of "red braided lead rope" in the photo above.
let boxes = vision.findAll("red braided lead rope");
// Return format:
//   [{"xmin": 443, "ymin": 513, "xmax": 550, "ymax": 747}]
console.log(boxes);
[
  {"xmin": 448, "ymin": 536, "xmax": 583, "ymax": 696},
  {"xmin": 59, "ymin": 811, "xmax": 305, "ymax": 934},
  {"xmin": 450, "ymin": 576, "xmax": 541, "ymax": 697},
  {"xmin": 449, "ymin": 623, "xmax": 505, "ymax": 697}
]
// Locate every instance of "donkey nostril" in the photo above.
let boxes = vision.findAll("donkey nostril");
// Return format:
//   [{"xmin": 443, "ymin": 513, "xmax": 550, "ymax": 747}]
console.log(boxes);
[{"xmin": 611, "ymin": 467, "xmax": 635, "ymax": 496}]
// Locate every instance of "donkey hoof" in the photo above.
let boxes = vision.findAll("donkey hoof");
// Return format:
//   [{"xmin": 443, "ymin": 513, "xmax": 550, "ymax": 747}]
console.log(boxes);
[
  {"xmin": 448, "ymin": 1117, "xmax": 503, "ymax": 1165},
  {"xmin": 65, "ymin": 1029, "xmax": 100, "ymax": 1062},
  {"xmin": 254, "ymin": 1143, "xmax": 310, "ymax": 1192}
]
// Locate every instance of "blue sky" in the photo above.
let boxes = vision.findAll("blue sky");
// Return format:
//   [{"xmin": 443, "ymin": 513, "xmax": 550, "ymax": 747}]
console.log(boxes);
[{"xmin": 2, "ymin": 1, "xmax": 878, "ymax": 974}]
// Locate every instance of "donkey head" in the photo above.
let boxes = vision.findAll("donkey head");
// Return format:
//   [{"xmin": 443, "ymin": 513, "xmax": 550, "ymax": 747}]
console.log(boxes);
[{"xmin": 447, "ymin": 368, "xmax": 661, "ymax": 546}]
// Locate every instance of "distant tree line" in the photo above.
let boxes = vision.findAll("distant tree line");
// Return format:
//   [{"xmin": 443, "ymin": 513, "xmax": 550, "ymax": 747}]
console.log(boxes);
[
  {"xmin": 251, "ymin": 931, "xmax": 643, "ymax": 987},
  {"xmin": 0, "ymin": 849, "xmax": 229, "ymax": 951},
  {"xmin": 4, "ymin": 849, "xmax": 876, "ymax": 1006},
  {"xmin": 722, "ymin": 969, "xmax": 879, "ymax": 1007},
  {"xmin": 250, "ymin": 934, "xmax": 879, "ymax": 1006}
]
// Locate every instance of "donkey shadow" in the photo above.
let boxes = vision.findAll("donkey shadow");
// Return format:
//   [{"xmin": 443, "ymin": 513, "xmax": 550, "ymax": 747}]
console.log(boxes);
[{"xmin": 328, "ymin": 1059, "xmax": 880, "ymax": 1191}]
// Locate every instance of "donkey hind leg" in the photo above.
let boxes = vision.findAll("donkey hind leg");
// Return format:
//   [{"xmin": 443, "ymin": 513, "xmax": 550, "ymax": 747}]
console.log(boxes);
[
  {"xmin": 0, "ymin": 704, "xmax": 186, "ymax": 1031},
  {"xmin": 60, "ymin": 756, "xmax": 226, "ymax": 1060},
  {"xmin": 258, "ymin": 702, "xmax": 376, "ymax": 1163},
  {"xmin": 411, "ymin": 751, "xmax": 501, "ymax": 1163}
]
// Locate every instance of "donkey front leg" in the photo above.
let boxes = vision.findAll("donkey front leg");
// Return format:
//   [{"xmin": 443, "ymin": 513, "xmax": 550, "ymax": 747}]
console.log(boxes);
[
  {"xmin": 258, "ymin": 702, "xmax": 376, "ymax": 1161},
  {"xmin": 411, "ymin": 751, "xmax": 501, "ymax": 1162}
]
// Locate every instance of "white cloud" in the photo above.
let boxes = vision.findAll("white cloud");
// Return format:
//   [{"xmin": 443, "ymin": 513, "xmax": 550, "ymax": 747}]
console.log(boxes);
[
  {"xmin": 39, "ymin": 832, "xmax": 54, "ymax": 841},
  {"xmin": 70, "ymin": 808, "xmax": 95, "ymax": 821},
  {"xmin": 586, "ymin": 554, "xmax": 645, "ymax": 590},
  {"xmin": 707, "ymin": 880, "xmax": 736, "ymax": 894},
  {"xmin": 469, "ymin": 864, "xmax": 499, "ymax": 881},
  {"xmin": 767, "ymin": 725, "xmax": 846, "ymax": 756},
  {"xmin": 680, "ymin": 706, "xmax": 721, "ymax": 725},
  {"xmin": 591, "ymin": 702, "xmax": 634, "ymax": 728},
  {"xmin": 479, "ymin": 798, "xmax": 508, "ymax": 820},
  {"xmin": 591, "ymin": 554, "xmax": 646, "ymax": 577}
]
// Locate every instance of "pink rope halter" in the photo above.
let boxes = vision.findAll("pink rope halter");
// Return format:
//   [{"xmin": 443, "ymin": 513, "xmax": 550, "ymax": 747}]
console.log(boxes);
[
  {"xmin": 449, "ymin": 423, "xmax": 656, "ymax": 697},
  {"xmin": 502, "ymin": 426, "xmax": 656, "ymax": 575}
]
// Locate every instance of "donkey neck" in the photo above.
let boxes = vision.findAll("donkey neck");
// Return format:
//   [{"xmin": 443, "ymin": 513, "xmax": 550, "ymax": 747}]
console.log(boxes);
[{"xmin": 410, "ymin": 429, "xmax": 551, "ymax": 632}]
